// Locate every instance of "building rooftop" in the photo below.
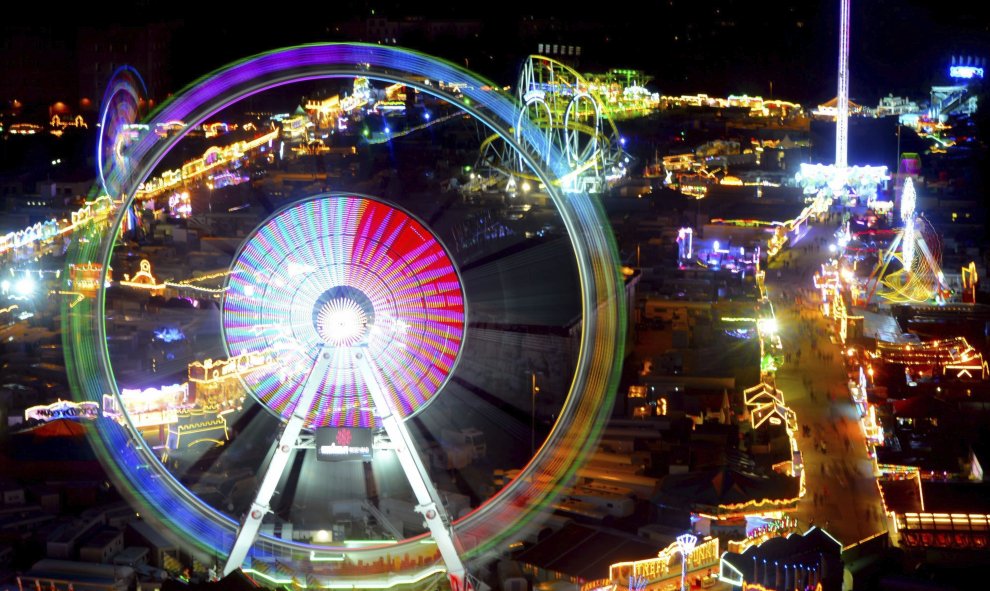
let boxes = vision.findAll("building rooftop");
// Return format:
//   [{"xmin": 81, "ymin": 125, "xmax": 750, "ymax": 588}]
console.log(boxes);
[
  {"xmin": 81, "ymin": 526, "xmax": 123, "ymax": 549},
  {"xmin": 24, "ymin": 559, "xmax": 134, "ymax": 583},
  {"xmin": 919, "ymin": 481, "xmax": 990, "ymax": 513},
  {"xmin": 878, "ymin": 479, "xmax": 924, "ymax": 514},
  {"xmin": 112, "ymin": 546, "xmax": 149, "ymax": 566},
  {"xmin": 48, "ymin": 517, "xmax": 99, "ymax": 544},
  {"xmin": 656, "ymin": 464, "xmax": 800, "ymax": 515},
  {"xmin": 515, "ymin": 522, "xmax": 661, "ymax": 582},
  {"xmin": 721, "ymin": 527, "xmax": 843, "ymax": 591},
  {"xmin": 127, "ymin": 519, "xmax": 177, "ymax": 551}
]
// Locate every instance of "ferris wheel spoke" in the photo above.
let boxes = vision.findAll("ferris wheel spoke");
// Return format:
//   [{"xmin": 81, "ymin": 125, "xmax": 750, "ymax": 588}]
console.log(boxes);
[
  {"xmin": 223, "ymin": 348, "xmax": 333, "ymax": 577},
  {"xmin": 353, "ymin": 349, "xmax": 468, "ymax": 585}
]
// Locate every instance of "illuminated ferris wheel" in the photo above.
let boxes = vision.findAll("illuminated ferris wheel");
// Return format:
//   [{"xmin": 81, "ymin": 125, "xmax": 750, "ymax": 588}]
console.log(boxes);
[
  {"xmin": 65, "ymin": 44, "xmax": 624, "ymax": 589},
  {"xmin": 97, "ymin": 66, "xmax": 147, "ymax": 200}
]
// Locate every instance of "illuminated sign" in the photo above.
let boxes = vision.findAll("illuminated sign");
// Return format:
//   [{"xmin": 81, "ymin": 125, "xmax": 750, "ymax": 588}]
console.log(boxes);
[
  {"xmin": 167, "ymin": 411, "xmax": 229, "ymax": 449},
  {"xmin": 950, "ymin": 66, "xmax": 984, "ymax": 79},
  {"xmin": 316, "ymin": 427, "xmax": 373, "ymax": 461},
  {"xmin": 188, "ymin": 351, "xmax": 276, "ymax": 383},
  {"xmin": 677, "ymin": 227, "xmax": 693, "ymax": 260},
  {"xmin": 25, "ymin": 400, "xmax": 99, "ymax": 422},
  {"xmin": 609, "ymin": 537, "xmax": 719, "ymax": 587}
]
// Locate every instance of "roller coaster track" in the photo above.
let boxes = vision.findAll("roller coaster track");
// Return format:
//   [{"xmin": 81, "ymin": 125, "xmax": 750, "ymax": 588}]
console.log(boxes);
[{"xmin": 469, "ymin": 55, "xmax": 626, "ymax": 195}]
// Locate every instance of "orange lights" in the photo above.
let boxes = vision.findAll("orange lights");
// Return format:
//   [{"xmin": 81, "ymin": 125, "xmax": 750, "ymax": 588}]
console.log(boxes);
[
  {"xmin": 874, "ymin": 336, "xmax": 985, "ymax": 371},
  {"xmin": 119, "ymin": 260, "xmax": 231, "ymax": 296},
  {"xmin": 742, "ymin": 583, "xmax": 823, "ymax": 591},
  {"xmin": 68, "ymin": 262, "xmax": 111, "ymax": 298},
  {"xmin": 608, "ymin": 537, "xmax": 720, "ymax": 587},
  {"xmin": 188, "ymin": 351, "xmax": 276, "ymax": 384},
  {"xmin": 136, "ymin": 129, "xmax": 278, "ymax": 200},
  {"xmin": 120, "ymin": 259, "xmax": 164, "ymax": 292}
]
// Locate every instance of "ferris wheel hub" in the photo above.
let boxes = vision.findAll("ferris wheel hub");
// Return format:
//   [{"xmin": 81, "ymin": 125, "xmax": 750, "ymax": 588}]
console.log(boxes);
[
  {"xmin": 313, "ymin": 287, "xmax": 375, "ymax": 347},
  {"xmin": 221, "ymin": 194, "xmax": 466, "ymax": 429},
  {"xmin": 316, "ymin": 298, "xmax": 368, "ymax": 346}
]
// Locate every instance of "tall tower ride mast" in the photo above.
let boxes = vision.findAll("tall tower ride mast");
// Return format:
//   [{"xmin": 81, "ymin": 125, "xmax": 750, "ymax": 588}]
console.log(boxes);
[{"xmin": 836, "ymin": 0, "xmax": 851, "ymax": 169}]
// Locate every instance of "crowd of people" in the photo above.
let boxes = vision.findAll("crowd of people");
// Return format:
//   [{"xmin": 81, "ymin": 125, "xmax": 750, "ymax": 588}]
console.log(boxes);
[{"xmin": 764, "ymin": 216, "xmax": 886, "ymax": 544}]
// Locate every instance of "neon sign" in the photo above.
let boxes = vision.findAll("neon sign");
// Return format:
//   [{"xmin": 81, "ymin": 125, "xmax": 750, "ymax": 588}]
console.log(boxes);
[
  {"xmin": 167, "ymin": 412, "xmax": 229, "ymax": 449},
  {"xmin": 609, "ymin": 537, "xmax": 719, "ymax": 586},
  {"xmin": 950, "ymin": 66, "xmax": 984, "ymax": 79},
  {"xmin": 188, "ymin": 351, "xmax": 276, "ymax": 383},
  {"xmin": 316, "ymin": 427, "xmax": 374, "ymax": 461},
  {"xmin": 728, "ymin": 517, "xmax": 798, "ymax": 554},
  {"xmin": 25, "ymin": 400, "xmax": 99, "ymax": 422},
  {"xmin": 119, "ymin": 382, "xmax": 189, "ymax": 403}
]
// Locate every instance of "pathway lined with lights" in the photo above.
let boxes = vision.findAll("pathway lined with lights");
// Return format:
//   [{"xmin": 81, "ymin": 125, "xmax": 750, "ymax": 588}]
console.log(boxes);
[{"xmin": 766, "ymin": 222, "xmax": 886, "ymax": 546}]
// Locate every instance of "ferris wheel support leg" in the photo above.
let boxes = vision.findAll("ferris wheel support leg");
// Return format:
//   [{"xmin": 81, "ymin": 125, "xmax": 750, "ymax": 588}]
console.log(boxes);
[
  {"xmin": 353, "ymin": 350, "xmax": 471, "ymax": 590},
  {"xmin": 223, "ymin": 347, "xmax": 333, "ymax": 577}
]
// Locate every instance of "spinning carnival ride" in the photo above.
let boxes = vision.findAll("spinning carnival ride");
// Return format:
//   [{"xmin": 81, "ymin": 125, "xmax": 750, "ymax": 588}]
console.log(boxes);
[
  {"xmin": 63, "ymin": 45, "xmax": 624, "ymax": 588},
  {"xmin": 866, "ymin": 178, "xmax": 948, "ymax": 304},
  {"xmin": 98, "ymin": 66, "xmax": 147, "ymax": 200}
]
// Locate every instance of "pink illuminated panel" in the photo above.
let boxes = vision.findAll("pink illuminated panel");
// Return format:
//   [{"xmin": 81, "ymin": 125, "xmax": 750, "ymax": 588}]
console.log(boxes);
[{"xmin": 223, "ymin": 195, "xmax": 465, "ymax": 429}]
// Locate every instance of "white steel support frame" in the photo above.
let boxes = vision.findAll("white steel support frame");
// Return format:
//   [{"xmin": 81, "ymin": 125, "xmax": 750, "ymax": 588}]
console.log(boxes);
[
  {"xmin": 516, "ymin": 95, "xmax": 555, "ymax": 169},
  {"xmin": 836, "ymin": 0, "xmax": 851, "ymax": 169},
  {"xmin": 564, "ymin": 92, "xmax": 604, "ymax": 193},
  {"xmin": 222, "ymin": 346, "xmax": 471, "ymax": 586},
  {"xmin": 354, "ymin": 349, "xmax": 470, "ymax": 589},
  {"xmin": 564, "ymin": 92, "xmax": 601, "ymax": 170},
  {"xmin": 223, "ymin": 347, "xmax": 334, "ymax": 576}
]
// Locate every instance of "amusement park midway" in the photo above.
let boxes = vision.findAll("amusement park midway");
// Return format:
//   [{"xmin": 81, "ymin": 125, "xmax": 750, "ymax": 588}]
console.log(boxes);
[{"xmin": 765, "ymin": 222, "xmax": 885, "ymax": 545}]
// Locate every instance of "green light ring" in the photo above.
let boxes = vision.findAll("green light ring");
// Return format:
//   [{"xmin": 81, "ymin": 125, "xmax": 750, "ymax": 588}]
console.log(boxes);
[{"xmin": 65, "ymin": 43, "xmax": 625, "ymax": 572}]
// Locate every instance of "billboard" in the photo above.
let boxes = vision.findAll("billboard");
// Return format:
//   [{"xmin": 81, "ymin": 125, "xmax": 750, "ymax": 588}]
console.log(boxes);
[
  {"xmin": 24, "ymin": 400, "xmax": 99, "ymax": 422},
  {"xmin": 950, "ymin": 65, "xmax": 984, "ymax": 79},
  {"xmin": 316, "ymin": 427, "xmax": 374, "ymax": 461}
]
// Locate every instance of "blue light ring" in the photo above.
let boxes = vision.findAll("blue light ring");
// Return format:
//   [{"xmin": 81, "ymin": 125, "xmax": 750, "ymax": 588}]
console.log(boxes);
[{"xmin": 70, "ymin": 43, "xmax": 623, "ymax": 569}]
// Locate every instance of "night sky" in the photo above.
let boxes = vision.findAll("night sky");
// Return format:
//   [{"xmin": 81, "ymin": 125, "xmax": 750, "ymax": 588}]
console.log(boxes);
[{"xmin": 4, "ymin": 1, "xmax": 989, "ymax": 107}]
